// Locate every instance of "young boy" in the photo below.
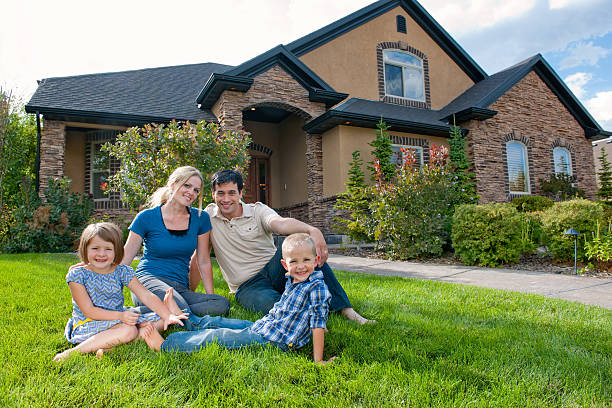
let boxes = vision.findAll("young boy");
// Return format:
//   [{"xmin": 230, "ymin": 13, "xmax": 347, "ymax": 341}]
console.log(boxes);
[{"xmin": 141, "ymin": 233, "xmax": 333, "ymax": 363}]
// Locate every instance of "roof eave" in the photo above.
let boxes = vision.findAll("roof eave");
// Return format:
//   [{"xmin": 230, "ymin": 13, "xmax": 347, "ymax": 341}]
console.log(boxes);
[
  {"xmin": 308, "ymin": 89, "xmax": 349, "ymax": 109},
  {"xmin": 196, "ymin": 74, "xmax": 254, "ymax": 108},
  {"xmin": 303, "ymin": 110, "xmax": 450, "ymax": 137},
  {"xmin": 442, "ymin": 107, "xmax": 498, "ymax": 123}
]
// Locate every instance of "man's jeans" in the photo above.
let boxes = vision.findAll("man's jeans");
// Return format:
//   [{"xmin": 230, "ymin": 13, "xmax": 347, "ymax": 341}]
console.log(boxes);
[
  {"xmin": 160, "ymin": 314, "xmax": 288, "ymax": 353},
  {"xmin": 235, "ymin": 247, "xmax": 352, "ymax": 314}
]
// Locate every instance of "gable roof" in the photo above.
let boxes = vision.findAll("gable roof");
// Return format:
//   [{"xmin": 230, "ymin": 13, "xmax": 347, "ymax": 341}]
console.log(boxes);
[
  {"xmin": 303, "ymin": 97, "xmax": 450, "ymax": 136},
  {"xmin": 25, "ymin": 63, "xmax": 232, "ymax": 125},
  {"xmin": 196, "ymin": 45, "xmax": 347, "ymax": 109},
  {"xmin": 286, "ymin": 0, "xmax": 487, "ymax": 83},
  {"xmin": 440, "ymin": 54, "xmax": 611, "ymax": 137}
]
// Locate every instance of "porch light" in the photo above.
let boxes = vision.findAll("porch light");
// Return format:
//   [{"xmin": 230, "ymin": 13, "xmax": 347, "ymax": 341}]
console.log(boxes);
[
  {"xmin": 250, "ymin": 107, "xmax": 256, "ymax": 110},
  {"xmin": 345, "ymin": 121, "xmax": 351, "ymax": 125},
  {"xmin": 563, "ymin": 228, "xmax": 580, "ymax": 274}
]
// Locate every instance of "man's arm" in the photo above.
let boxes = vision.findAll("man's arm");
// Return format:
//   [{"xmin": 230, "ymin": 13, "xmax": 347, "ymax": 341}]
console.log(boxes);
[{"xmin": 268, "ymin": 216, "xmax": 328, "ymax": 265}]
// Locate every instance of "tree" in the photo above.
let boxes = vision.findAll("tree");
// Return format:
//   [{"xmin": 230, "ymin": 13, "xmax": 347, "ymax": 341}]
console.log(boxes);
[
  {"xmin": 0, "ymin": 89, "xmax": 37, "ymax": 209},
  {"xmin": 367, "ymin": 118, "xmax": 395, "ymax": 183},
  {"xmin": 102, "ymin": 120, "xmax": 251, "ymax": 211},
  {"xmin": 597, "ymin": 146, "xmax": 612, "ymax": 202},
  {"xmin": 448, "ymin": 120, "xmax": 478, "ymax": 205}
]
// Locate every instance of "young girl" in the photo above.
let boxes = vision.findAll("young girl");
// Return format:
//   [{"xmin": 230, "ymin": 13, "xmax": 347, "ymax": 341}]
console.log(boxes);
[{"xmin": 53, "ymin": 222, "xmax": 188, "ymax": 362}]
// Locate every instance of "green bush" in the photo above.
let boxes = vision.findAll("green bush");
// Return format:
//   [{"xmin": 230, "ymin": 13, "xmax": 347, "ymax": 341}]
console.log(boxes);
[
  {"xmin": 0, "ymin": 177, "xmax": 93, "ymax": 253},
  {"xmin": 451, "ymin": 203, "xmax": 524, "ymax": 267},
  {"xmin": 510, "ymin": 195, "xmax": 554, "ymax": 213},
  {"xmin": 539, "ymin": 173, "xmax": 584, "ymax": 201},
  {"xmin": 541, "ymin": 199, "xmax": 604, "ymax": 262},
  {"xmin": 520, "ymin": 211, "xmax": 544, "ymax": 251}
]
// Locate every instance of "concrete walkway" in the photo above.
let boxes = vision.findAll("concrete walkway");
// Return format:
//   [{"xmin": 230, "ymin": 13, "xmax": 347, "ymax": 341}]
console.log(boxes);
[{"xmin": 327, "ymin": 254, "xmax": 612, "ymax": 310}]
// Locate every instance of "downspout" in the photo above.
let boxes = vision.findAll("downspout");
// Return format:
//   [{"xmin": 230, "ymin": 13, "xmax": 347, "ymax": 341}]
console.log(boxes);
[{"xmin": 35, "ymin": 111, "xmax": 41, "ymax": 193}]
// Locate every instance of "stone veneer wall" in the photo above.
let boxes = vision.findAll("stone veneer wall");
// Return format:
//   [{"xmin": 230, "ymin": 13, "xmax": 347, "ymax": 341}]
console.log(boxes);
[
  {"xmin": 211, "ymin": 65, "xmax": 329, "ymax": 228},
  {"xmin": 39, "ymin": 119, "xmax": 66, "ymax": 193},
  {"xmin": 276, "ymin": 195, "xmax": 345, "ymax": 235},
  {"xmin": 464, "ymin": 71, "xmax": 597, "ymax": 202}
]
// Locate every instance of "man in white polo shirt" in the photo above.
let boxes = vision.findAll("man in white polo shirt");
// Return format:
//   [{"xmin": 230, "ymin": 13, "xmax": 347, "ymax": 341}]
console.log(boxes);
[{"xmin": 192, "ymin": 169, "xmax": 372, "ymax": 324}]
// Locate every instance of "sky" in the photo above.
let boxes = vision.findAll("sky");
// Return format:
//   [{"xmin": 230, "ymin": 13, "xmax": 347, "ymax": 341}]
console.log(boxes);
[{"xmin": 1, "ymin": 0, "xmax": 611, "ymax": 130}]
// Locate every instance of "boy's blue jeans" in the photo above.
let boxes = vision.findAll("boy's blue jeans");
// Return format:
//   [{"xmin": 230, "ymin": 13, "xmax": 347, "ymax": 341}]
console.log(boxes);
[{"xmin": 161, "ymin": 314, "xmax": 288, "ymax": 353}]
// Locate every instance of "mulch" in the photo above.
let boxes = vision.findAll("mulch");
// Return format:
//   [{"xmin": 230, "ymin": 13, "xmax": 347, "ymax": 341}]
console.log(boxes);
[{"xmin": 329, "ymin": 247, "xmax": 612, "ymax": 279}]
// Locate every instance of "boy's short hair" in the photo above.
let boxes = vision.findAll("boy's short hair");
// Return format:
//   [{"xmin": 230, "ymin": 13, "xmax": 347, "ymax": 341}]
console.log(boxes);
[
  {"xmin": 281, "ymin": 233, "xmax": 316, "ymax": 258},
  {"xmin": 78, "ymin": 222, "xmax": 124, "ymax": 265},
  {"xmin": 211, "ymin": 169, "xmax": 243, "ymax": 192}
]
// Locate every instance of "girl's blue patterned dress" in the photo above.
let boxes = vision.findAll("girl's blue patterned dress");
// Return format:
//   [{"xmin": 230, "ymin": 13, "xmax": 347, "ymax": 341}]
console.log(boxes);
[{"xmin": 63, "ymin": 264, "xmax": 160, "ymax": 344}]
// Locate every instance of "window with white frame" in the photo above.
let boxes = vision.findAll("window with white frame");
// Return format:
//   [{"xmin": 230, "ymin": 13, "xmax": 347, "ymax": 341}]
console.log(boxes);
[
  {"xmin": 553, "ymin": 147, "xmax": 572, "ymax": 175},
  {"xmin": 90, "ymin": 141, "xmax": 110, "ymax": 200},
  {"xmin": 506, "ymin": 141, "xmax": 530, "ymax": 194},
  {"xmin": 391, "ymin": 144, "xmax": 424, "ymax": 167},
  {"xmin": 383, "ymin": 50, "xmax": 425, "ymax": 101}
]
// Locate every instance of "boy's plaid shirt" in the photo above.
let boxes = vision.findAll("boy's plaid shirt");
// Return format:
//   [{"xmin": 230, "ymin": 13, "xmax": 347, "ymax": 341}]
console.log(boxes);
[{"xmin": 251, "ymin": 269, "xmax": 331, "ymax": 349}]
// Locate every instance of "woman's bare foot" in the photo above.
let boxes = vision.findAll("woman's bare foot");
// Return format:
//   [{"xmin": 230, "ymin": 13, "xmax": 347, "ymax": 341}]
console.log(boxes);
[
  {"xmin": 140, "ymin": 324, "xmax": 164, "ymax": 351},
  {"xmin": 95, "ymin": 348, "xmax": 113, "ymax": 358},
  {"xmin": 164, "ymin": 288, "xmax": 183, "ymax": 315},
  {"xmin": 341, "ymin": 308, "xmax": 376, "ymax": 325}
]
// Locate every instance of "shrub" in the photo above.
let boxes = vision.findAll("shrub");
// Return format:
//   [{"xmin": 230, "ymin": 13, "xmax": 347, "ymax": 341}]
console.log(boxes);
[
  {"xmin": 510, "ymin": 195, "xmax": 554, "ymax": 213},
  {"xmin": 0, "ymin": 177, "xmax": 93, "ymax": 253},
  {"xmin": 371, "ymin": 144, "xmax": 457, "ymax": 259},
  {"xmin": 541, "ymin": 199, "xmax": 604, "ymax": 261},
  {"xmin": 539, "ymin": 173, "xmax": 584, "ymax": 201},
  {"xmin": 583, "ymin": 220, "xmax": 612, "ymax": 271},
  {"xmin": 103, "ymin": 120, "xmax": 250, "ymax": 211},
  {"xmin": 452, "ymin": 203, "xmax": 523, "ymax": 267}
]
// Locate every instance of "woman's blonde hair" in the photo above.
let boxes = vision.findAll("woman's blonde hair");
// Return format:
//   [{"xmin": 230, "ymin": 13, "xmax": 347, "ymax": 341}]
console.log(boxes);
[
  {"xmin": 78, "ymin": 222, "xmax": 124, "ymax": 265},
  {"xmin": 147, "ymin": 166, "xmax": 204, "ymax": 212}
]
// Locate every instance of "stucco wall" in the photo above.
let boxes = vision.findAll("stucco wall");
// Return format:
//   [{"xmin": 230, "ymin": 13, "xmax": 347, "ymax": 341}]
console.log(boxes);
[
  {"xmin": 278, "ymin": 115, "xmax": 308, "ymax": 206},
  {"xmin": 65, "ymin": 130, "xmax": 86, "ymax": 194},
  {"xmin": 244, "ymin": 120, "xmax": 281, "ymax": 207},
  {"xmin": 323, "ymin": 125, "xmax": 449, "ymax": 196},
  {"xmin": 299, "ymin": 5, "xmax": 475, "ymax": 110}
]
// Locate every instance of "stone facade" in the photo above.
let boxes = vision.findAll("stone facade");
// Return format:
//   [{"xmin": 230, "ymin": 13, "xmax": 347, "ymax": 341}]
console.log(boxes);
[
  {"xmin": 463, "ymin": 71, "xmax": 597, "ymax": 202},
  {"xmin": 39, "ymin": 119, "xmax": 66, "ymax": 193},
  {"xmin": 276, "ymin": 195, "xmax": 344, "ymax": 235}
]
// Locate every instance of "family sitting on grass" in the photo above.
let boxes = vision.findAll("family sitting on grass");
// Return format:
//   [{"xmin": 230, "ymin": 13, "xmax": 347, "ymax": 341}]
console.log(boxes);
[{"xmin": 54, "ymin": 167, "xmax": 374, "ymax": 364}]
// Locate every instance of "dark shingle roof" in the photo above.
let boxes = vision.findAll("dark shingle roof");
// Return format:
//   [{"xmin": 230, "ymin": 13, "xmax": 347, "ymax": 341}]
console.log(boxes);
[{"xmin": 26, "ymin": 63, "xmax": 233, "ymax": 124}]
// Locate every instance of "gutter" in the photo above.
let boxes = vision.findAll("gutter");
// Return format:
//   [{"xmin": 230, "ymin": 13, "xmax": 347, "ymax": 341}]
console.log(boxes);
[{"xmin": 35, "ymin": 111, "xmax": 41, "ymax": 193}]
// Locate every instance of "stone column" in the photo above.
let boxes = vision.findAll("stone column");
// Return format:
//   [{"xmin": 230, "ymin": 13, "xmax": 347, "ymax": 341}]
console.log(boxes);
[
  {"xmin": 305, "ymin": 132, "xmax": 324, "ymax": 229},
  {"xmin": 39, "ymin": 119, "xmax": 66, "ymax": 195}
]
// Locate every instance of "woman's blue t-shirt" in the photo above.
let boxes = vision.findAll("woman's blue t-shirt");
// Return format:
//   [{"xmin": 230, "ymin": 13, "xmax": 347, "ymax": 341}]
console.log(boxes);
[{"xmin": 129, "ymin": 205, "xmax": 212, "ymax": 287}]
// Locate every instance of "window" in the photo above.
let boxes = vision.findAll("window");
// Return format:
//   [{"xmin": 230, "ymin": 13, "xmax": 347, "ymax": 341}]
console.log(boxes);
[
  {"xmin": 506, "ymin": 141, "xmax": 530, "ymax": 194},
  {"xmin": 391, "ymin": 144, "xmax": 423, "ymax": 167},
  {"xmin": 383, "ymin": 50, "xmax": 425, "ymax": 101},
  {"xmin": 90, "ymin": 141, "xmax": 110, "ymax": 200},
  {"xmin": 553, "ymin": 147, "xmax": 572, "ymax": 175}
]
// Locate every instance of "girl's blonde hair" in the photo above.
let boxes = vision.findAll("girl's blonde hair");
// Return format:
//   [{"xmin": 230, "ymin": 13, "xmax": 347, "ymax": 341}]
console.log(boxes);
[
  {"xmin": 78, "ymin": 222, "xmax": 124, "ymax": 265},
  {"xmin": 147, "ymin": 166, "xmax": 204, "ymax": 212}
]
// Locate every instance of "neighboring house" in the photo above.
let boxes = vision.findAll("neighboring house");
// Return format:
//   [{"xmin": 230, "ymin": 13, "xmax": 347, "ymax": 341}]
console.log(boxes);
[
  {"xmin": 25, "ymin": 0, "xmax": 612, "ymax": 233},
  {"xmin": 593, "ymin": 137, "xmax": 612, "ymax": 187}
]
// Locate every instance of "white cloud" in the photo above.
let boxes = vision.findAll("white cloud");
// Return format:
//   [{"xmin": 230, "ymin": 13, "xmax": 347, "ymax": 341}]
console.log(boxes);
[
  {"xmin": 564, "ymin": 72, "xmax": 592, "ymax": 98},
  {"xmin": 586, "ymin": 91, "xmax": 612, "ymax": 128},
  {"xmin": 560, "ymin": 41, "xmax": 610, "ymax": 69}
]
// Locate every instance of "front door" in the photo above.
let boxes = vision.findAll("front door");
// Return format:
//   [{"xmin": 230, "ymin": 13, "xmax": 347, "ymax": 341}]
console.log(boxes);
[{"xmin": 243, "ymin": 157, "xmax": 269, "ymax": 204}]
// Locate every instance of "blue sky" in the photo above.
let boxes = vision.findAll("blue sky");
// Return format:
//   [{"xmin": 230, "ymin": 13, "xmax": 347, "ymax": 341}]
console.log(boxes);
[{"xmin": 1, "ymin": 0, "xmax": 611, "ymax": 129}]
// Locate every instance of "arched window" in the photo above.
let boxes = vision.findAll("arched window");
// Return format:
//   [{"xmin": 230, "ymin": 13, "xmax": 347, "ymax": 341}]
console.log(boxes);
[
  {"xmin": 383, "ymin": 50, "xmax": 425, "ymax": 102},
  {"xmin": 553, "ymin": 147, "xmax": 572, "ymax": 175},
  {"xmin": 506, "ymin": 141, "xmax": 530, "ymax": 194}
]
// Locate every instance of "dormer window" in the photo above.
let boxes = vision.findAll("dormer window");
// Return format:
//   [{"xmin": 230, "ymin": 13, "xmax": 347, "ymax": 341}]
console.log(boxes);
[{"xmin": 383, "ymin": 50, "xmax": 425, "ymax": 102}]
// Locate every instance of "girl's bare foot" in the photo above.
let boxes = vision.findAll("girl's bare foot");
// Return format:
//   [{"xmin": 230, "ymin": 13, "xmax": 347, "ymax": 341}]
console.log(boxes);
[
  {"xmin": 341, "ymin": 308, "xmax": 376, "ymax": 325},
  {"xmin": 140, "ymin": 324, "xmax": 164, "ymax": 351},
  {"xmin": 163, "ymin": 288, "xmax": 183, "ymax": 315},
  {"xmin": 95, "ymin": 348, "xmax": 113, "ymax": 358},
  {"xmin": 53, "ymin": 348, "xmax": 75, "ymax": 362}
]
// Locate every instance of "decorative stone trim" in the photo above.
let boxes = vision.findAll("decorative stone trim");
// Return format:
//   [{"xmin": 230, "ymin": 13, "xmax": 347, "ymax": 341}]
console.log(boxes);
[
  {"xmin": 39, "ymin": 120, "xmax": 66, "ymax": 195},
  {"xmin": 502, "ymin": 131, "xmax": 536, "ymax": 199},
  {"xmin": 389, "ymin": 135, "xmax": 430, "ymax": 163},
  {"xmin": 376, "ymin": 42, "xmax": 431, "ymax": 109},
  {"xmin": 305, "ymin": 133, "xmax": 324, "ymax": 229},
  {"xmin": 248, "ymin": 142, "xmax": 273, "ymax": 157}
]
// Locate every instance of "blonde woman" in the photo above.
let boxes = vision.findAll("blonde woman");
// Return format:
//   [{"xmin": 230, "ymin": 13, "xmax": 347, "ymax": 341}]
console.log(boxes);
[{"xmin": 122, "ymin": 166, "xmax": 229, "ymax": 316}]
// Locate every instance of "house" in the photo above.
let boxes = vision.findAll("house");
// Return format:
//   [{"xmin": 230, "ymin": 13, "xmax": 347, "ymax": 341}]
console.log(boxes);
[
  {"xmin": 25, "ymin": 0, "xmax": 612, "ymax": 233},
  {"xmin": 593, "ymin": 137, "xmax": 612, "ymax": 187}
]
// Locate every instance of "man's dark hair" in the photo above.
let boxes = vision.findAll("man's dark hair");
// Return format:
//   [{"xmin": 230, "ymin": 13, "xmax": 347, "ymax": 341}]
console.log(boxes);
[{"xmin": 211, "ymin": 169, "xmax": 244, "ymax": 192}]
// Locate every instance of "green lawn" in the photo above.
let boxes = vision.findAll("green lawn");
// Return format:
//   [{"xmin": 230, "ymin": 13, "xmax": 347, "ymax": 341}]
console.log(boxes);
[{"xmin": 0, "ymin": 253, "xmax": 610, "ymax": 407}]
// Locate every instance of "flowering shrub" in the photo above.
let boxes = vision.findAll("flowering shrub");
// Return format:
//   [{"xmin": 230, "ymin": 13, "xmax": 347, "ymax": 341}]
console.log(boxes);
[
  {"xmin": 541, "ymin": 199, "xmax": 604, "ymax": 261},
  {"xmin": 102, "ymin": 120, "xmax": 251, "ymax": 211},
  {"xmin": 0, "ymin": 177, "xmax": 93, "ymax": 253},
  {"xmin": 451, "ymin": 203, "xmax": 523, "ymax": 267},
  {"xmin": 584, "ymin": 220, "xmax": 612, "ymax": 271}
]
